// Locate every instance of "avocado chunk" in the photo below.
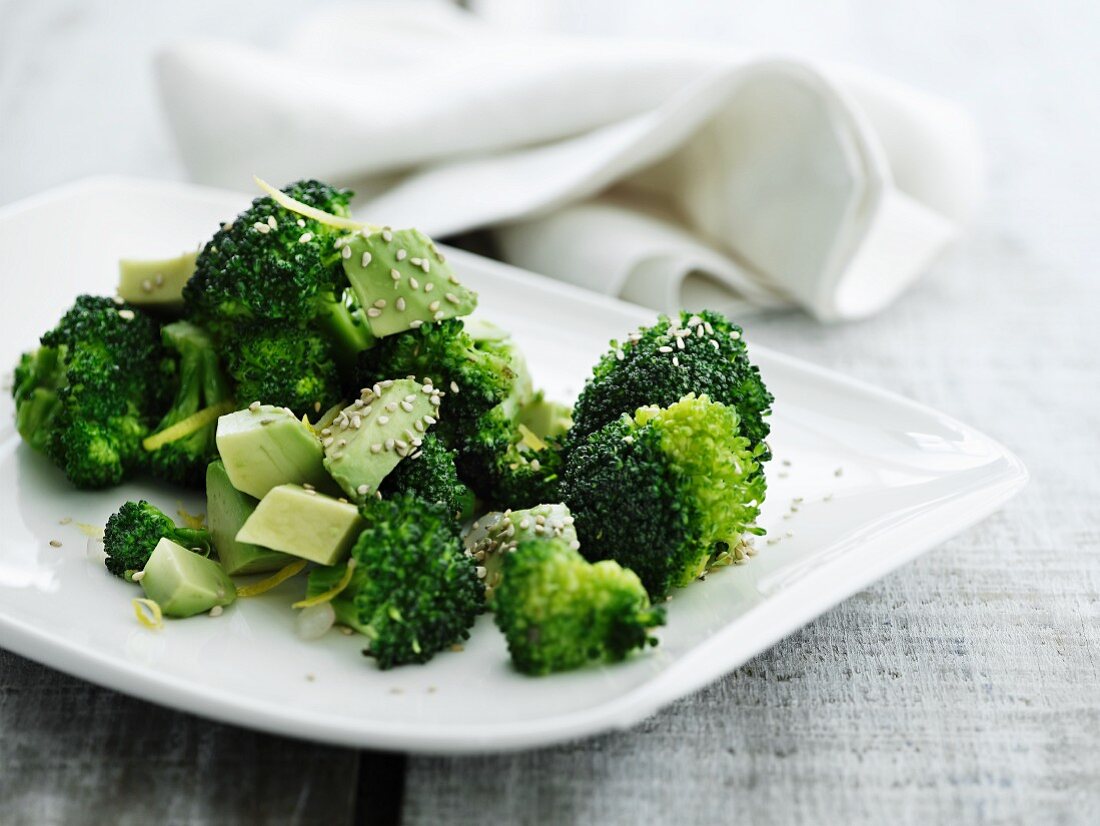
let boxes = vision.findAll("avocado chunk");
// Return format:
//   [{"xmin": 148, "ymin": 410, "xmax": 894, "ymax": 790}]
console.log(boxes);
[
  {"xmin": 216, "ymin": 404, "xmax": 330, "ymax": 500},
  {"xmin": 342, "ymin": 229, "xmax": 477, "ymax": 338},
  {"xmin": 206, "ymin": 460, "xmax": 293, "ymax": 575},
  {"xmin": 518, "ymin": 392, "xmax": 573, "ymax": 441},
  {"xmin": 140, "ymin": 537, "xmax": 236, "ymax": 618},
  {"xmin": 117, "ymin": 250, "xmax": 198, "ymax": 312},
  {"xmin": 466, "ymin": 503, "xmax": 578, "ymax": 598},
  {"xmin": 236, "ymin": 484, "xmax": 365, "ymax": 566},
  {"xmin": 322, "ymin": 378, "xmax": 439, "ymax": 502}
]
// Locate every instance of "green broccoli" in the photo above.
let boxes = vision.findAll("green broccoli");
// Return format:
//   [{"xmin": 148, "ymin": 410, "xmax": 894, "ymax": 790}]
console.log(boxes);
[
  {"xmin": 305, "ymin": 493, "xmax": 483, "ymax": 668},
  {"xmin": 568, "ymin": 310, "xmax": 773, "ymax": 462},
  {"xmin": 144, "ymin": 321, "xmax": 234, "ymax": 487},
  {"xmin": 12, "ymin": 296, "xmax": 171, "ymax": 488},
  {"xmin": 103, "ymin": 499, "xmax": 213, "ymax": 579},
  {"xmin": 183, "ymin": 179, "xmax": 373, "ymax": 374},
  {"xmin": 492, "ymin": 537, "xmax": 664, "ymax": 675},
  {"xmin": 560, "ymin": 393, "xmax": 766, "ymax": 598},
  {"xmin": 222, "ymin": 324, "xmax": 341, "ymax": 416},
  {"xmin": 378, "ymin": 433, "xmax": 473, "ymax": 520}
]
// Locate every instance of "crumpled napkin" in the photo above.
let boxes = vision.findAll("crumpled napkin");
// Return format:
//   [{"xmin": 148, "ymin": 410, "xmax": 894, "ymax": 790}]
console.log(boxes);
[{"xmin": 158, "ymin": 1, "xmax": 982, "ymax": 320}]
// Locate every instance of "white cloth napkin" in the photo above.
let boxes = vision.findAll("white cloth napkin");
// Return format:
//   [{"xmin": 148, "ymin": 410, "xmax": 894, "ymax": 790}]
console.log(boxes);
[{"xmin": 158, "ymin": 1, "xmax": 982, "ymax": 321}]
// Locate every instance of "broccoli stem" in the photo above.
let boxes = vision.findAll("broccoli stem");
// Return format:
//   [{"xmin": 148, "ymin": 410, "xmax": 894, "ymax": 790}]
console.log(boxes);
[{"xmin": 317, "ymin": 294, "xmax": 374, "ymax": 374}]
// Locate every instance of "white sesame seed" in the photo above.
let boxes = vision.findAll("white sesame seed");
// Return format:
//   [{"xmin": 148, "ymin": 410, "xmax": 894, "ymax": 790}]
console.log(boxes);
[
  {"xmin": 381, "ymin": 229, "xmax": 393, "ymax": 242},
  {"xmin": 672, "ymin": 356, "xmax": 680, "ymax": 367},
  {"xmin": 658, "ymin": 346, "xmax": 673, "ymax": 353},
  {"xmin": 141, "ymin": 279, "xmax": 153, "ymax": 293},
  {"xmin": 396, "ymin": 249, "xmax": 407, "ymax": 261},
  {"xmin": 414, "ymin": 420, "xmax": 425, "ymax": 432},
  {"xmin": 302, "ymin": 483, "xmax": 315, "ymax": 491},
  {"xmin": 267, "ymin": 216, "xmax": 278, "ymax": 229},
  {"xmin": 341, "ymin": 245, "xmax": 352, "ymax": 259},
  {"xmin": 370, "ymin": 443, "xmax": 382, "ymax": 454},
  {"xmin": 409, "ymin": 319, "xmax": 423, "ymax": 328},
  {"xmin": 130, "ymin": 569, "xmax": 144, "ymax": 581},
  {"xmin": 367, "ymin": 308, "xmax": 382, "ymax": 318},
  {"xmin": 297, "ymin": 219, "xmax": 306, "ymax": 228},
  {"xmin": 373, "ymin": 299, "xmax": 386, "ymax": 309},
  {"xmin": 424, "ymin": 283, "xmax": 434, "ymax": 293},
  {"xmin": 421, "ymin": 261, "xmax": 430, "ymax": 273},
  {"xmin": 377, "ymin": 416, "xmax": 389, "ymax": 425},
  {"xmin": 361, "ymin": 251, "xmax": 372, "ymax": 268},
  {"xmin": 117, "ymin": 309, "xmax": 135, "ymax": 321},
  {"xmin": 385, "ymin": 402, "xmax": 397, "ymax": 413},
  {"xmin": 676, "ymin": 336, "xmax": 685, "ymax": 350},
  {"xmin": 433, "ymin": 310, "xmax": 445, "ymax": 321},
  {"xmin": 390, "ymin": 268, "xmax": 401, "ymax": 281},
  {"xmin": 385, "ymin": 438, "xmax": 395, "ymax": 451},
  {"xmin": 254, "ymin": 222, "xmax": 269, "ymax": 233},
  {"xmin": 298, "ymin": 232, "xmax": 313, "ymax": 243},
  {"xmin": 410, "ymin": 277, "xmax": 420, "ymax": 290},
  {"xmin": 304, "ymin": 489, "xmax": 317, "ymax": 496},
  {"xmin": 400, "ymin": 401, "xmax": 413, "ymax": 412},
  {"xmin": 424, "ymin": 415, "xmax": 437, "ymax": 425},
  {"xmin": 429, "ymin": 395, "xmax": 441, "ymax": 406},
  {"xmin": 449, "ymin": 381, "xmax": 460, "ymax": 394},
  {"xmin": 357, "ymin": 484, "xmax": 369, "ymax": 495},
  {"xmin": 410, "ymin": 257, "xmax": 421, "ymax": 266},
  {"xmin": 210, "ymin": 605, "xmax": 224, "ymax": 617},
  {"xmin": 475, "ymin": 566, "xmax": 486, "ymax": 579},
  {"xmin": 392, "ymin": 297, "xmax": 404, "ymax": 312}
]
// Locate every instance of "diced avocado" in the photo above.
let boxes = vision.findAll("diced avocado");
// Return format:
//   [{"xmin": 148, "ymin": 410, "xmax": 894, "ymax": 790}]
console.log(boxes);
[
  {"xmin": 206, "ymin": 460, "xmax": 293, "ymax": 575},
  {"xmin": 140, "ymin": 537, "xmax": 236, "ymax": 618},
  {"xmin": 117, "ymin": 250, "xmax": 198, "ymax": 312},
  {"xmin": 342, "ymin": 229, "xmax": 477, "ymax": 338},
  {"xmin": 236, "ymin": 484, "xmax": 365, "ymax": 566},
  {"xmin": 518, "ymin": 392, "xmax": 573, "ymax": 441},
  {"xmin": 322, "ymin": 378, "xmax": 438, "ymax": 502},
  {"xmin": 216, "ymin": 404, "xmax": 331, "ymax": 500},
  {"xmin": 467, "ymin": 504, "xmax": 578, "ymax": 598}
]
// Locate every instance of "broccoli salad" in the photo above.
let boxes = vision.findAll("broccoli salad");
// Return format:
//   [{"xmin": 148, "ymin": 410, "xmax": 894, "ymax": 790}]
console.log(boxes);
[{"xmin": 11, "ymin": 177, "xmax": 773, "ymax": 676}]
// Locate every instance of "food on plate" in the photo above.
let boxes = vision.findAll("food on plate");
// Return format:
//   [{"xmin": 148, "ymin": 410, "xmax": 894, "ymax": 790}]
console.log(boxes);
[{"xmin": 10, "ymin": 177, "xmax": 772, "ymax": 675}]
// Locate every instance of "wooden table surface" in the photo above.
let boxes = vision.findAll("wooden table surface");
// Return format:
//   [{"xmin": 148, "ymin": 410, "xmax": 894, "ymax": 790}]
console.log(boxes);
[{"xmin": 1, "ymin": 2, "xmax": 1097, "ymax": 824}]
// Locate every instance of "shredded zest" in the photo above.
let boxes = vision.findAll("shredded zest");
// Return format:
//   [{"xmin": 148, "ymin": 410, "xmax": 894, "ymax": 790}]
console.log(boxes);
[
  {"xmin": 292, "ymin": 559, "xmax": 357, "ymax": 608},
  {"xmin": 132, "ymin": 598, "xmax": 164, "ymax": 630},
  {"xmin": 253, "ymin": 176, "xmax": 371, "ymax": 231},
  {"xmin": 176, "ymin": 504, "xmax": 206, "ymax": 530},
  {"xmin": 517, "ymin": 424, "xmax": 548, "ymax": 452},
  {"xmin": 236, "ymin": 560, "xmax": 308, "ymax": 597},
  {"xmin": 142, "ymin": 400, "xmax": 236, "ymax": 451}
]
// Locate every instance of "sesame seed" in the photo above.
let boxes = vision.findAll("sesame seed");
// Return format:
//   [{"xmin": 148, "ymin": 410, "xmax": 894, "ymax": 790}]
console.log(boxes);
[
  {"xmin": 297, "ymin": 219, "xmax": 306, "ymax": 228},
  {"xmin": 118, "ymin": 309, "xmax": 135, "ymax": 321},
  {"xmin": 400, "ymin": 400, "xmax": 413, "ymax": 412},
  {"xmin": 357, "ymin": 484, "xmax": 369, "ymax": 495},
  {"xmin": 409, "ymin": 319, "xmax": 423, "ymax": 328},
  {"xmin": 385, "ymin": 438, "xmax": 395, "ymax": 451},
  {"xmin": 672, "ymin": 356, "xmax": 680, "ymax": 367},
  {"xmin": 130, "ymin": 570, "xmax": 145, "ymax": 581},
  {"xmin": 323, "ymin": 437, "xmax": 334, "ymax": 447},
  {"xmin": 410, "ymin": 277, "xmax": 420, "ymax": 290},
  {"xmin": 730, "ymin": 330, "xmax": 742, "ymax": 340},
  {"xmin": 475, "ymin": 566, "xmax": 487, "ymax": 579},
  {"xmin": 302, "ymin": 483, "xmax": 315, "ymax": 491},
  {"xmin": 140, "ymin": 279, "xmax": 153, "ymax": 293},
  {"xmin": 410, "ymin": 257, "xmax": 421, "ymax": 266},
  {"xmin": 249, "ymin": 401, "xmax": 261, "ymax": 411},
  {"xmin": 390, "ymin": 268, "xmax": 401, "ymax": 281},
  {"xmin": 414, "ymin": 420, "xmax": 425, "ymax": 432},
  {"xmin": 351, "ymin": 414, "xmax": 362, "ymax": 428},
  {"xmin": 676, "ymin": 336, "xmax": 685, "ymax": 350},
  {"xmin": 371, "ymin": 444, "xmax": 383, "ymax": 457},
  {"xmin": 710, "ymin": 339, "xmax": 720, "ymax": 350},
  {"xmin": 448, "ymin": 274, "xmax": 460, "ymax": 285},
  {"xmin": 254, "ymin": 222, "xmax": 270, "ymax": 233},
  {"xmin": 381, "ymin": 229, "xmax": 393, "ymax": 242},
  {"xmin": 377, "ymin": 415, "xmax": 389, "ymax": 425},
  {"xmin": 362, "ymin": 406, "xmax": 372, "ymax": 416},
  {"xmin": 372, "ymin": 298, "xmax": 387, "ymax": 309},
  {"xmin": 384, "ymin": 402, "xmax": 397, "ymax": 413},
  {"xmin": 321, "ymin": 428, "xmax": 331, "ymax": 436},
  {"xmin": 424, "ymin": 283, "xmax": 434, "ymax": 293},
  {"xmin": 367, "ymin": 308, "xmax": 382, "ymax": 318},
  {"xmin": 49, "ymin": 539, "xmax": 62, "ymax": 548},
  {"xmin": 395, "ymin": 297, "xmax": 406, "ymax": 312},
  {"xmin": 445, "ymin": 292, "xmax": 463, "ymax": 305},
  {"xmin": 298, "ymin": 232, "xmax": 313, "ymax": 243},
  {"xmin": 210, "ymin": 605, "xmax": 224, "ymax": 617},
  {"xmin": 396, "ymin": 249, "xmax": 407, "ymax": 261},
  {"xmin": 395, "ymin": 439, "xmax": 408, "ymax": 451},
  {"xmin": 360, "ymin": 251, "xmax": 372, "ymax": 268},
  {"xmin": 341, "ymin": 245, "xmax": 352, "ymax": 259},
  {"xmin": 658, "ymin": 346, "xmax": 673, "ymax": 353},
  {"xmin": 267, "ymin": 216, "xmax": 278, "ymax": 229},
  {"xmin": 304, "ymin": 489, "xmax": 317, "ymax": 496},
  {"xmin": 429, "ymin": 396, "xmax": 441, "ymax": 406},
  {"xmin": 616, "ymin": 349, "xmax": 625, "ymax": 361},
  {"xmin": 421, "ymin": 260, "xmax": 430, "ymax": 273},
  {"xmin": 433, "ymin": 310, "xmax": 445, "ymax": 321},
  {"xmin": 449, "ymin": 381, "xmax": 460, "ymax": 394}
]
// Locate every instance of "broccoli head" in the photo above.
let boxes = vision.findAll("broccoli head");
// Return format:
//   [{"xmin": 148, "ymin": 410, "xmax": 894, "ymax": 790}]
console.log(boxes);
[
  {"xmin": 465, "ymin": 503, "xmax": 578, "ymax": 599},
  {"xmin": 560, "ymin": 393, "xmax": 766, "ymax": 598},
  {"xmin": 184, "ymin": 180, "xmax": 354, "ymax": 327},
  {"xmin": 305, "ymin": 493, "xmax": 483, "ymax": 668},
  {"xmin": 13, "ymin": 296, "xmax": 171, "ymax": 488},
  {"xmin": 492, "ymin": 537, "xmax": 664, "ymax": 675},
  {"xmin": 378, "ymin": 433, "xmax": 473, "ymax": 520},
  {"xmin": 103, "ymin": 499, "xmax": 213, "ymax": 578},
  {"xmin": 144, "ymin": 321, "xmax": 234, "ymax": 487},
  {"xmin": 568, "ymin": 310, "xmax": 773, "ymax": 462},
  {"xmin": 222, "ymin": 324, "xmax": 340, "ymax": 416}
]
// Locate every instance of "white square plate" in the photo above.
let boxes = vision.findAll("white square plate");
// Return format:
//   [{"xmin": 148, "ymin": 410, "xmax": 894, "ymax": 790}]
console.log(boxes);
[{"xmin": 0, "ymin": 178, "xmax": 1026, "ymax": 754}]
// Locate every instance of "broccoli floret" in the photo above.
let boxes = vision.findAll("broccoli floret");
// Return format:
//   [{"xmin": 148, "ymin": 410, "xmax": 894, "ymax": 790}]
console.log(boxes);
[
  {"xmin": 560, "ymin": 393, "xmax": 766, "ymax": 598},
  {"xmin": 355, "ymin": 319, "xmax": 517, "ymax": 449},
  {"xmin": 144, "ymin": 321, "xmax": 234, "ymax": 487},
  {"xmin": 379, "ymin": 433, "xmax": 473, "ymax": 520},
  {"xmin": 103, "ymin": 499, "xmax": 213, "ymax": 578},
  {"xmin": 568, "ymin": 310, "xmax": 773, "ymax": 462},
  {"xmin": 13, "ymin": 296, "xmax": 171, "ymax": 488},
  {"xmin": 305, "ymin": 493, "xmax": 483, "ymax": 668},
  {"xmin": 183, "ymin": 179, "xmax": 373, "ymax": 377},
  {"xmin": 492, "ymin": 538, "xmax": 664, "ymax": 675},
  {"xmin": 222, "ymin": 324, "xmax": 340, "ymax": 416}
]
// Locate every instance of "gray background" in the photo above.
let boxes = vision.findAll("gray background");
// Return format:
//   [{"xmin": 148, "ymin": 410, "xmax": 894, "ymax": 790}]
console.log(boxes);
[{"xmin": 1, "ymin": 1, "xmax": 1097, "ymax": 823}]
